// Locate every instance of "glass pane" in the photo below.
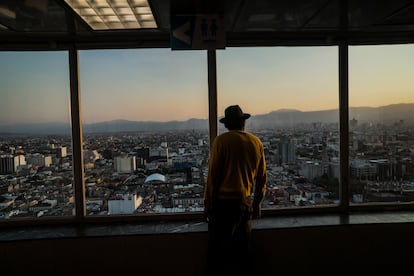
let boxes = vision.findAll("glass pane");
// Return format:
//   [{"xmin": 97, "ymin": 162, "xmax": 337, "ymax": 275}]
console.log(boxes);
[
  {"xmin": 0, "ymin": 51, "xmax": 73, "ymax": 220},
  {"xmin": 349, "ymin": 44, "xmax": 414, "ymax": 205},
  {"xmin": 217, "ymin": 46, "xmax": 339, "ymax": 209},
  {"xmin": 79, "ymin": 49, "xmax": 208, "ymax": 216}
]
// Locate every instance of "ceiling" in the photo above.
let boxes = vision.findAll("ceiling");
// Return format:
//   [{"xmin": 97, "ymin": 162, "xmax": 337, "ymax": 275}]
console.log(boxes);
[{"xmin": 1, "ymin": 0, "xmax": 414, "ymax": 50}]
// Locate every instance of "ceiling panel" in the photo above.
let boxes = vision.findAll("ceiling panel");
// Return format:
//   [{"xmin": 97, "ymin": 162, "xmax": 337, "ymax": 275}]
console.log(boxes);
[{"xmin": 1, "ymin": 0, "xmax": 414, "ymax": 48}]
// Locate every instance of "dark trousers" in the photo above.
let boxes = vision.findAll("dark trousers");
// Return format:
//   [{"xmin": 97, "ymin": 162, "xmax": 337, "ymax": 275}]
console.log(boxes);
[{"xmin": 206, "ymin": 200, "xmax": 253, "ymax": 276}]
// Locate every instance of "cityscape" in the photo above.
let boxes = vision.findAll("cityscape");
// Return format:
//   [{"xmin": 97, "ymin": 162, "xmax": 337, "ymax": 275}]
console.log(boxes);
[{"xmin": 2, "ymin": 104, "xmax": 414, "ymax": 219}]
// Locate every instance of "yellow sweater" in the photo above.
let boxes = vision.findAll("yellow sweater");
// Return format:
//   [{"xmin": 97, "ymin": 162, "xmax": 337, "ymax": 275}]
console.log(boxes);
[{"xmin": 204, "ymin": 130, "xmax": 267, "ymax": 212}]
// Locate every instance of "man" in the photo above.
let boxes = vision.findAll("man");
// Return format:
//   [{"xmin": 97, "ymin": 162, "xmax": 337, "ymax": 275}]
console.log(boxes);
[{"xmin": 204, "ymin": 105, "xmax": 267, "ymax": 275}]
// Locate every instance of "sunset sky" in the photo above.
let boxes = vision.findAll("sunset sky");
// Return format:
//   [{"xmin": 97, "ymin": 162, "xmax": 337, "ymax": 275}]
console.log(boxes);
[{"xmin": 1, "ymin": 44, "xmax": 414, "ymax": 124}]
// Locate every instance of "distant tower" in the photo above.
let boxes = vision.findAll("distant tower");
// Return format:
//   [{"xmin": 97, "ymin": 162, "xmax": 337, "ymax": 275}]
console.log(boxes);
[
  {"xmin": 278, "ymin": 137, "xmax": 296, "ymax": 165},
  {"xmin": 350, "ymin": 118, "xmax": 358, "ymax": 129}
]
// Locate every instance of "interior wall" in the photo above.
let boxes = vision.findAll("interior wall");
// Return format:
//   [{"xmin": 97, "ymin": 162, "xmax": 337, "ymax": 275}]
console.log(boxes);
[{"xmin": 2, "ymin": 223, "xmax": 413, "ymax": 275}]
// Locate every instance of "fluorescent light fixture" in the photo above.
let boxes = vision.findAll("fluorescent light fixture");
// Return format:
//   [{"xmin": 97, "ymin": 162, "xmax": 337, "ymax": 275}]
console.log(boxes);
[{"xmin": 64, "ymin": 0, "xmax": 157, "ymax": 30}]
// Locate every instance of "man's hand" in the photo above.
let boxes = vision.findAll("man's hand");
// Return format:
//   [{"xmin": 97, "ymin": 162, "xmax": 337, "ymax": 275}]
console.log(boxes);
[
  {"xmin": 252, "ymin": 205, "xmax": 261, "ymax": 219},
  {"xmin": 203, "ymin": 208, "xmax": 209, "ymax": 222}
]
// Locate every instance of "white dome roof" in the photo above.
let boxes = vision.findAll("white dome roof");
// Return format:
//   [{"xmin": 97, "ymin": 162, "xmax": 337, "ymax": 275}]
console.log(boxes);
[{"xmin": 144, "ymin": 173, "xmax": 166, "ymax": 183}]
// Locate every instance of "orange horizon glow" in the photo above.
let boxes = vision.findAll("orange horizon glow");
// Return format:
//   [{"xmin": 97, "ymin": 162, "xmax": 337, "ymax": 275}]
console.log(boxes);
[{"xmin": 1, "ymin": 44, "xmax": 414, "ymax": 125}]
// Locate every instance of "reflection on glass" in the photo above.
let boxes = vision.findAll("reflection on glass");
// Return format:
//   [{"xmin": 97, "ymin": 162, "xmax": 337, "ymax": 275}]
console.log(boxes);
[
  {"xmin": 349, "ymin": 44, "xmax": 414, "ymax": 205},
  {"xmin": 79, "ymin": 49, "xmax": 208, "ymax": 216},
  {"xmin": 0, "ymin": 51, "xmax": 74, "ymax": 219},
  {"xmin": 217, "ymin": 46, "xmax": 340, "ymax": 209}
]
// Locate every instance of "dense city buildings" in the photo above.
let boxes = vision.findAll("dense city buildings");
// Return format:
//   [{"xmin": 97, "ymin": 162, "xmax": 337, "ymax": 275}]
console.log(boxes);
[{"xmin": 2, "ymin": 115, "xmax": 414, "ymax": 219}]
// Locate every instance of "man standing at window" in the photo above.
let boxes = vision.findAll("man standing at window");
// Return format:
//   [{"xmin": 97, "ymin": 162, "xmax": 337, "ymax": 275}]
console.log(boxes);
[{"xmin": 204, "ymin": 105, "xmax": 267, "ymax": 276}]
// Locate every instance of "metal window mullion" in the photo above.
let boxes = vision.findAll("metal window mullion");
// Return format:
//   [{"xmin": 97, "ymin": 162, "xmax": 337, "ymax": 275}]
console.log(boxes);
[
  {"xmin": 69, "ymin": 46, "xmax": 86, "ymax": 220},
  {"xmin": 208, "ymin": 49, "xmax": 218, "ymax": 146},
  {"xmin": 339, "ymin": 0, "xmax": 350, "ymax": 212},
  {"xmin": 339, "ymin": 42, "xmax": 349, "ymax": 211}
]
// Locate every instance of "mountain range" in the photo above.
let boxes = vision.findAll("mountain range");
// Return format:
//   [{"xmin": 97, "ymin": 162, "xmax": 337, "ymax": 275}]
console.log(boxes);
[{"xmin": 1, "ymin": 103, "xmax": 414, "ymax": 135}]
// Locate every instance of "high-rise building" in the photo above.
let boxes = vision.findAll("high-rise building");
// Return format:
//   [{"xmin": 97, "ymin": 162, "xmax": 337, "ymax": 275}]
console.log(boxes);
[
  {"xmin": 301, "ymin": 161, "xmax": 324, "ymax": 180},
  {"xmin": 278, "ymin": 138, "xmax": 296, "ymax": 165},
  {"xmin": 350, "ymin": 160, "xmax": 377, "ymax": 180},
  {"xmin": 108, "ymin": 193, "xmax": 142, "ymax": 214},
  {"xmin": 26, "ymin": 154, "xmax": 52, "ymax": 167},
  {"xmin": 150, "ymin": 143, "xmax": 169, "ymax": 161},
  {"xmin": 114, "ymin": 155, "xmax": 136, "ymax": 173},
  {"xmin": 0, "ymin": 155, "xmax": 24, "ymax": 174},
  {"xmin": 135, "ymin": 147, "xmax": 150, "ymax": 163},
  {"xmin": 56, "ymin": 146, "xmax": 67, "ymax": 158}
]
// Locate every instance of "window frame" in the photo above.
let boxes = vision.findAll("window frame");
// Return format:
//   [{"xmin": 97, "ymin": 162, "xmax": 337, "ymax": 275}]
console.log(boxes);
[{"xmin": 2, "ymin": 41, "xmax": 414, "ymax": 229}]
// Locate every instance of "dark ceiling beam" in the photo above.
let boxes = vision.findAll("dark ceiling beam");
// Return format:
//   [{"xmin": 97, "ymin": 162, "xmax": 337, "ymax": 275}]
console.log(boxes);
[
  {"xmin": 2, "ymin": 29, "xmax": 414, "ymax": 51},
  {"xmin": 300, "ymin": 0, "xmax": 333, "ymax": 29}
]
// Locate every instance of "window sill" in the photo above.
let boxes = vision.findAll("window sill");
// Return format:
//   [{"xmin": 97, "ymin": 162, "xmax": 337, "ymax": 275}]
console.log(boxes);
[{"xmin": 1, "ymin": 211, "xmax": 414, "ymax": 242}]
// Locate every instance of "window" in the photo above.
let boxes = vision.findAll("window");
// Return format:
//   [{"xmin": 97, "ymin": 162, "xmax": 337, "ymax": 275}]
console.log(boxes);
[
  {"xmin": 217, "ymin": 46, "xmax": 339, "ymax": 209},
  {"xmin": 349, "ymin": 44, "xmax": 414, "ymax": 205},
  {"xmin": 2, "ymin": 44, "xmax": 414, "ymax": 223},
  {"xmin": 0, "ymin": 51, "xmax": 73, "ymax": 219},
  {"xmin": 79, "ymin": 49, "xmax": 208, "ymax": 216}
]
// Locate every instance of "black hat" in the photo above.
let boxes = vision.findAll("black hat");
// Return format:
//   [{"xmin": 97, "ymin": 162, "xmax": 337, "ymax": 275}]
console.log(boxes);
[{"xmin": 219, "ymin": 105, "xmax": 251, "ymax": 124}]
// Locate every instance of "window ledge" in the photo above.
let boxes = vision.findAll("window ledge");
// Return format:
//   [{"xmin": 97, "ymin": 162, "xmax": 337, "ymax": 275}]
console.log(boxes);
[{"xmin": 2, "ymin": 211, "xmax": 414, "ymax": 242}]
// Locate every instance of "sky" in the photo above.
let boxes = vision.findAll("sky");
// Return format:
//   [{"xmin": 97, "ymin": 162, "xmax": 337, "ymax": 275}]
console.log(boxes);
[{"xmin": 1, "ymin": 44, "xmax": 414, "ymax": 124}]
